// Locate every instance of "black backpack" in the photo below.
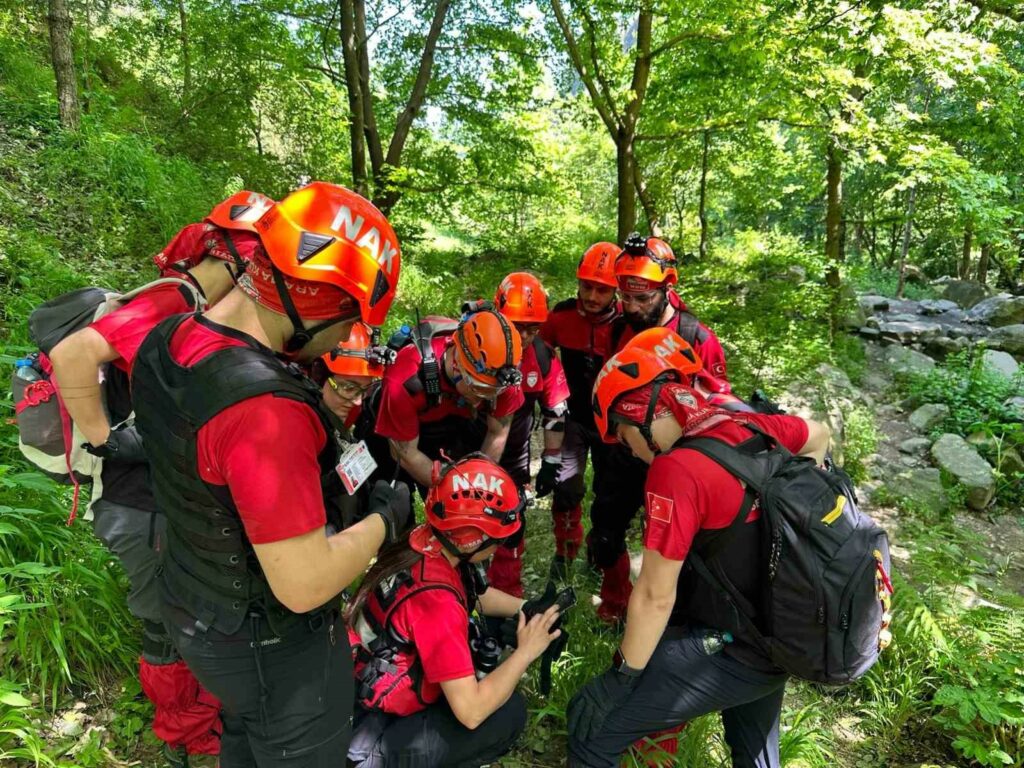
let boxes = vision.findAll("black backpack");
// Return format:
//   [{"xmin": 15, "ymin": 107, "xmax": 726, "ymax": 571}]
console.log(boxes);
[{"xmin": 681, "ymin": 426, "xmax": 893, "ymax": 685}]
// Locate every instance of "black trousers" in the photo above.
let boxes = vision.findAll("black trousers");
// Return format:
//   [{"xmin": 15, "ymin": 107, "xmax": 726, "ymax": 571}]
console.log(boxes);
[
  {"xmin": 164, "ymin": 603, "xmax": 353, "ymax": 767},
  {"xmin": 567, "ymin": 628, "xmax": 788, "ymax": 768},
  {"xmin": 586, "ymin": 445, "xmax": 647, "ymax": 568},
  {"xmin": 347, "ymin": 691, "xmax": 527, "ymax": 768}
]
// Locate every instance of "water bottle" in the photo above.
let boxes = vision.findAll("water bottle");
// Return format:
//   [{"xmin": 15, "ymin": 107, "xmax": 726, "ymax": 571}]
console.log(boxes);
[
  {"xmin": 698, "ymin": 629, "xmax": 733, "ymax": 655},
  {"xmin": 14, "ymin": 357, "xmax": 42, "ymax": 382}
]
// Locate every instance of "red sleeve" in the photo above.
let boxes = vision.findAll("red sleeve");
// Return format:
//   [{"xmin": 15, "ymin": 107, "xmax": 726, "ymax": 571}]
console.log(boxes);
[
  {"xmin": 541, "ymin": 355, "xmax": 570, "ymax": 411},
  {"xmin": 404, "ymin": 590, "xmax": 475, "ymax": 683},
  {"xmin": 695, "ymin": 329, "xmax": 731, "ymax": 393},
  {"xmin": 374, "ymin": 375, "xmax": 421, "ymax": 442},
  {"xmin": 197, "ymin": 395, "xmax": 328, "ymax": 544},
  {"xmin": 89, "ymin": 284, "xmax": 195, "ymax": 373},
  {"xmin": 641, "ymin": 454, "xmax": 704, "ymax": 562},
  {"xmin": 493, "ymin": 385, "xmax": 525, "ymax": 419},
  {"xmin": 738, "ymin": 413, "xmax": 810, "ymax": 454},
  {"xmin": 539, "ymin": 316, "xmax": 558, "ymax": 347}
]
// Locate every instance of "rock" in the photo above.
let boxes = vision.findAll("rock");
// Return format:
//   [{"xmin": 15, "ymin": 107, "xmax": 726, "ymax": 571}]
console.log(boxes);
[
  {"xmin": 877, "ymin": 320, "xmax": 943, "ymax": 344},
  {"xmin": 885, "ymin": 346, "xmax": 936, "ymax": 376},
  {"xmin": 939, "ymin": 279, "xmax": 990, "ymax": 309},
  {"xmin": 841, "ymin": 304, "xmax": 867, "ymax": 330},
  {"xmin": 988, "ymin": 325, "xmax": 1024, "ymax": 355},
  {"xmin": 982, "ymin": 350, "xmax": 1020, "ymax": 381},
  {"xmin": 888, "ymin": 312, "xmax": 920, "ymax": 323},
  {"xmin": 858, "ymin": 326, "xmax": 881, "ymax": 340},
  {"xmin": 900, "ymin": 393, "xmax": 924, "ymax": 412},
  {"xmin": 862, "ymin": 371, "xmax": 889, "ymax": 392},
  {"xmin": 930, "ymin": 433, "xmax": 996, "ymax": 511},
  {"xmin": 966, "ymin": 431, "xmax": 997, "ymax": 453},
  {"xmin": 904, "ymin": 264, "xmax": 927, "ymax": 284},
  {"xmin": 1005, "ymin": 396, "xmax": 1024, "ymax": 421},
  {"xmin": 909, "ymin": 403, "xmax": 950, "ymax": 431},
  {"xmin": 1000, "ymin": 447, "xmax": 1024, "ymax": 476},
  {"xmin": 859, "ymin": 295, "xmax": 890, "ymax": 312},
  {"xmin": 924, "ymin": 336, "xmax": 969, "ymax": 359},
  {"xmin": 899, "ymin": 455, "xmax": 919, "ymax": 467},
  {"xmin": 865, "ymin": 316, "xmax": 880, "ymax": 330},
  {"xmin": 966, "ymin": 295, "xmax": 1024, "ymax": 327},
  {"xmin": 917, "ymin": 299, "xmax": 959, "ymax": 315},
  {"xmin": 899, "ymin": 437, "xmax": 932, "ymax": 455},
  {"xmin": 889, "ymin": 467, "xmax": 949, "ymax": 512}
]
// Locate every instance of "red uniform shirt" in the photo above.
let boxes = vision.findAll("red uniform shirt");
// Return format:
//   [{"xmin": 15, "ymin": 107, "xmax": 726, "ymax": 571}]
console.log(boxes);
[
  {"xmin": 90, "ymin": 282, "xmax": 200, "ymax": 373},
  {"xmin": 375, "ymin": 334, "xmax": 524, "ymax": 443},
  {"xmin": 540, "ymin": 298, "xmax": 622, "ymax": 425},
  {"xmin": 643, "ymin": 413, "xmax": 809, "ymax": 561},
  {"xmin": 391, "ymin": 552, "xmax": 476, "ymax": 693},
  {"xmin": 167, "ymin": 317, "xmax": 328, "ymax": 545},
  {"xmin": 617, "ymin": 291, "xmax": 732, "ymax": 394},
  {"xmin": 519, "ymin": 337, "xmax": 570, "ymax": 412}
]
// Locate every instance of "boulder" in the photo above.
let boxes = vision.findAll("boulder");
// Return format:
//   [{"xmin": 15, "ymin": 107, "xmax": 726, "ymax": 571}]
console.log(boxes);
[
  {"xmin": 858, "ymin": 326, "xmax": 881, "ymax": 340},
  {"xmin": 917, "ymin": 299, "xmax": 959, "ymax": 315},
  {"xmin": 904, "ymin": 264, "xmax": 927, "ymax": 284},
  {"xmin": 987, "ymin": 325, "xmax": 1024, "ymax": 355},
  {"xmin": 1005, "ymin": 396, "xmax": 1024, "ymax": 422},
  {"xmin": 899, "ymin": 437, "xmax": 932, "ymax": 455},
  {"xmin": 888, "ymin": 312, "xmax": 920, "ymax": 323},
  {"xmin": 841, "ymin": 304, "xmax": 867, "ymax": 330},
  {"xmin": 859, "ymin": 295, "xmax": 890, "ymax": 312},
  {"xmin": 888, "ymin": 467, "xmax": 949, "ymax": 512},
  {"xmin": 877, "ymin": 320, "xmax": 943, "ymax": 344},
  {"xmin": 930, "ymin": 433, "xmax": 996, "ymax": 511},
  {"xmin": 966, "ymin": 430, "xmax": 998, "ymax": 454},
  {"xmin": 1000, "ymin": 447, "xmax": 1024, "ymax": 476},
  {"xmin": 923, "ymin": 336, "xmax": 969, "ymax": 359},
  {"xmin": 966, "ymin": 295, "xmax": 1024, "ymax": 327},
  {"xmin": 939, "ymin": 279, "xmax": 990, "ymax": 309},
  {"xmin": 909, "ymin": 403, "xmax": 950, "ymax": 431},
  {"xmin": 885, "ymin": 346, "xmax": 936, "ymax": 376},
  {"xmin": 981, "ymin": 350, "xmax": 1020, "ymax": 381}
]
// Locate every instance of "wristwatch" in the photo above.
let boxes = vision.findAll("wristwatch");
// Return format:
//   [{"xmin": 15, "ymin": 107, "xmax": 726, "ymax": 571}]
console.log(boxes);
[{"xmin": 611, "ymin": 648, "xmax": 644, "ymax": 677}]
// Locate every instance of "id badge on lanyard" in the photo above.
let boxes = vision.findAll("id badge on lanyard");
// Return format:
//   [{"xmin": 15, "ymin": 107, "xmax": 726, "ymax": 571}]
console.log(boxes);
[{"xmin": 335, "ymin": 440, "xmax": 377, "ymax": 495}]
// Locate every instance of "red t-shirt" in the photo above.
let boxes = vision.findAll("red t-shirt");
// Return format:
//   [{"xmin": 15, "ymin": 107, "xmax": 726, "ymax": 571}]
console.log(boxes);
[
  {"xmin": 519, "ymin": 338, "xmax": 570, "ymax": 411},
  {"xmin": 375, "ymin": 335, "xmax": 524, "ymax": 442},
  {"xmin": 168, "ymin": 317, "xmax": 328, "ymax": 544},
  {"xmin": 90, "ymin": 282, "xmax": 200, "ymax": 373},
  {"xmin": 397, "ymin": 576, "xmax": 475, "ymax": 693},
  {"xmin": 643, "ymin": 414, "xmax": 809, "ymax": 561}
]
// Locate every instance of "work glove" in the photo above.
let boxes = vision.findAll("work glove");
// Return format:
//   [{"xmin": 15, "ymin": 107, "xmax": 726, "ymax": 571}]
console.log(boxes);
[
  {"xmin": 566, "ymin": 667, "xmax": 640, "ymax": 745},
  {"xmin": 533, "ymin": 454, "xmax": 561, "ymax": 498},
  {"xmin": 367, "ymin": 480, "xmax": 412, "ymax": 544},
  {"xmin": 499, "ymin": 582, "xmax": 574, "ymax": 648},
  {"xmin": 84, "ymin": 423, "xmax": 147, "ymax": 464}
]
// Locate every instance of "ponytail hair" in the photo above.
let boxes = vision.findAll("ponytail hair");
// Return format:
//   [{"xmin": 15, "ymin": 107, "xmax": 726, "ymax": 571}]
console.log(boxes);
[{"xmin": 344, "ymin": 538, "xmax": 423, "ymax": 625}]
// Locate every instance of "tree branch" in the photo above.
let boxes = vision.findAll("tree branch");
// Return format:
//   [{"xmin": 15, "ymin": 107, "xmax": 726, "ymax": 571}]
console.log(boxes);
[
  {"xmin": 549, "ymin": 0, "xmax": 619, "ymax": 136},
  {"xmin": 649, "ymin": 28, "xmax": 726, "ymax": 59},
  {"xmin": 624, "ymin": 8, "xmax": 652, "ymax": 131},
  {"xmin": 354, "ymin": 0, "xmax": 384, "ymax": 177},
  {"xmin": 578, "ymin": 3, "xmax": 622, "ymax": 128}
]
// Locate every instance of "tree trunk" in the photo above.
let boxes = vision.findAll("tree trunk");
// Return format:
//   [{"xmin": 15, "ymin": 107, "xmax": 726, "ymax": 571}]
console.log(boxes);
[
  {"xmin": 47, "ymin": 0, "xmax": 80, "ymax": 130},
  {"xmin": 698, "ymin": 129, "xmax": 710, "ymax": 260},
  {"xmin": 960, "ymin": 223, "xmax": 973, "ymax": 279},
  {"xmin": 977, "ymin": 242, "xmax": 991, "ymax": 285},
  {"xmin": 617, "ymin": 131, "xmax": 637, "ymax": 243},
  {"xmin": 177, "ymin": 0, "xmax": 190, "ymax": 118},
  {"xmin": 824, "ymin": 140, "xmax": 843, "ymax": 289},
  {"xmin": 633, "ymin": 160, "xmax": 661, "ymax": 237},
  {"xmin": 896, "ymin": 186, "xmax": 917, "ymax": 298},
  {"xmin": 339, "ymin": 0, "xmax": 367, "ymax": 195},
  {"xmin": 353, "ymin": 0, "xmax": 384, "ymax": 178}
]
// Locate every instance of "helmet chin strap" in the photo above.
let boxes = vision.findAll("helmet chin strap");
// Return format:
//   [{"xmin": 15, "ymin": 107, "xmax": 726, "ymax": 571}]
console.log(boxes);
[{"xmin": 269, "ymin": 264, "xmax": 352, "ymax": 353}]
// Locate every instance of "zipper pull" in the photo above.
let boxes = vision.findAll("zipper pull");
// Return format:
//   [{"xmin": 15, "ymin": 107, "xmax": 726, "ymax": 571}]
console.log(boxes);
[
  {"xmin": 817, "ymin": 606, "xmax": 825, "ymax": 624},
  {"xmin": 329, "ymin": 621, "xmax": 337, "ymax": 646}
]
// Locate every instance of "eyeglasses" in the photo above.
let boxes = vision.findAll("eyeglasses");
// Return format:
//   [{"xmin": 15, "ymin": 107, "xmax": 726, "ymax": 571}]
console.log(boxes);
[
  {"xmin": 328, "ymin": 377, "xmax": 373, "ymax": 400},
  {"xmin": 456, "ymin": 363, "xmax": 505, "ymax": 400},
  {"xmin": 620, "ymin": 290, "xmax": 661, "ymax": 307}
]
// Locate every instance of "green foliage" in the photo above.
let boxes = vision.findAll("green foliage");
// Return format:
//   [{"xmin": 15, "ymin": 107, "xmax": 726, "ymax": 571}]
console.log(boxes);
[{"xmin": 842, "ymin": 405, "xmax": 882, "ymax": 484}]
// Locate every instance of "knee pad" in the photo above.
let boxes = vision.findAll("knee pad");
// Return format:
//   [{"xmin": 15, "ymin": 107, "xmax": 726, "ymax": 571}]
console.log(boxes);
[
  {"xmin": 142, "ymin": 619, "xmax": 180, "ymax": 665},
  {"xmin": 553, "ymin": 474, "xmax": 585, "ymax": 511},
  {"xmin": 586, "ymin": 528, "xmax": 625, "ymax": 570}
]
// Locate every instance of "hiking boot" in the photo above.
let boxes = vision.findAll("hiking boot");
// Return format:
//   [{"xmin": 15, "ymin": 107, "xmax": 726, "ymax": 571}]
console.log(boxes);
[
  {"xmin": 596, "ymin": 601, "xmax": 627, "ymax": 627},
  {"xmin": 163, "ymin": 743, "xmax": 189, "ymax": 768}
]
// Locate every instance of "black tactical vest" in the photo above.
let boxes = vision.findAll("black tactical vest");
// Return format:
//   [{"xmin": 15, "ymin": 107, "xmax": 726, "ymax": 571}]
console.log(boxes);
[{"xmin": 132, "ymin": 314, "xmax": 345, "ymax": 636}]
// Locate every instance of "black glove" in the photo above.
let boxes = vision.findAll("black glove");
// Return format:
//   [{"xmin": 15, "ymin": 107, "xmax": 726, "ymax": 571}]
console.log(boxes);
[
  {"xmin": 533, "ymin": 455, "xmax": 561, "ymax": 498},
  {"xmin": 367, "ymin": 480, "xmax": 412, "ymax": 544},
  {"xmin": 567, "ymin": 667, "xmax": 640, "ymax": 744},
  {"xmin": 499, "ymin": 582, "xmax": 575, "ymax": 648},
  {"xmin": 84, "ymin": 424, "xmax": 146, "ymax": 464}
]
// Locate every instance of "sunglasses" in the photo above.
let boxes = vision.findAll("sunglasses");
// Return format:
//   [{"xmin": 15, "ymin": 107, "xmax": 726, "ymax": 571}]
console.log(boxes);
[{"xmin": 327, "ymin": 377, "xmax": 373, "ymax": 400}]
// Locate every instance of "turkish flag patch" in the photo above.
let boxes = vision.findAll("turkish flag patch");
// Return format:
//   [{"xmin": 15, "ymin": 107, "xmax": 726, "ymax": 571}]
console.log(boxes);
[
  {"xmin": 647, "ymin": 492, "xmax": 674, "ymax": 524},
  {"xmin": 711, "ymin": 361, "xmax": 726, "ymax": 377}
]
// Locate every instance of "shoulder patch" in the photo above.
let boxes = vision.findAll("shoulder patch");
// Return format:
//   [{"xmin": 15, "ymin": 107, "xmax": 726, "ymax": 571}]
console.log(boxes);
[{"xmin": 646, "ymin": 492, "xmax": 674, "ymax": 524}]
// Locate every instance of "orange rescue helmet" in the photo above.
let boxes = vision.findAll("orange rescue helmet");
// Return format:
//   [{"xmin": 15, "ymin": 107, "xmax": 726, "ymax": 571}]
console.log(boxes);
[
  {"xmin": 577, "ymin": 242, "xmax": 619, "ymax": 288},
  {"xmin": 615, "ymin": 233, "xmax": 678, "ymax": 291},
  {"xmin": 495, "ymin": 272, "xmax": 549, "ymax": 324},
  {"xmin": 624, "ymin": 327, "xmax": 702, "ymax": 377},
  {"xmin": 321, "ymin": 322, "xmax": 388, "ymax": 378},
  {"xmin": 205, "ymin": 191, "xmax": 276, "ymax": 233},
  {"xmin": 592, "ymin": 346, "xmax": 681, "ymax": 443},
  {"xmin": 254, "ymin": 181, "xmax": 401, "ymax": 327},
  {"xmin": 453, "ymin": 309, "xmax": 523, "ymax": 388}
]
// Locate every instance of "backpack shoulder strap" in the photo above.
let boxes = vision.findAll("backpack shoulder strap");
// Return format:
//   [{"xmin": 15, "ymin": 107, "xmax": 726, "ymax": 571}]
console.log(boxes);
[
  {"xmin": 533, "ymin": 336, "xmax": 553, "ymax": 378},
  {"xmin": 674, "ymin": 310, "xmax": 702, "ymax": 347},
  {"xmin": 673, "ymin": 429, "xmax": 786, "ymax": 492}
]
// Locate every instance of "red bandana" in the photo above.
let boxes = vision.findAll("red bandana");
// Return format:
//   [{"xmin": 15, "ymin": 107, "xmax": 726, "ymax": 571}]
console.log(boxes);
[
  {"xmin": 237, "ymin": 251, "xmax": 357, "ymax": 321},
  {"xmin": 612, "ymin": 382, "xmax": 732, "ymax": 437}
]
